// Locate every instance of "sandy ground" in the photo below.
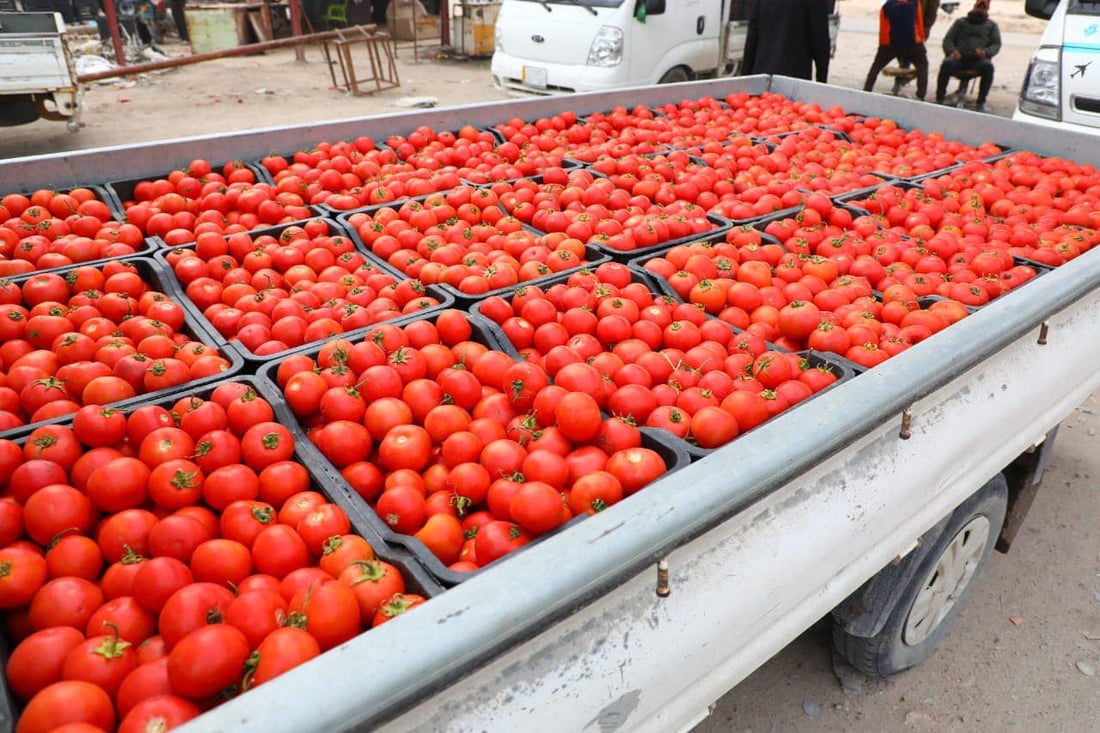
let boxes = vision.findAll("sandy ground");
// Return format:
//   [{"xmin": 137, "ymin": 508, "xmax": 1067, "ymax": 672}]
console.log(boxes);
[{"xmin": 4, "ymin": 2, "xmax": 1099, "ymax": 731}]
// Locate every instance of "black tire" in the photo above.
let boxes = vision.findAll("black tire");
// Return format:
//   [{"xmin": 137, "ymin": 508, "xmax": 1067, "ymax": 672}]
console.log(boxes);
[
  {"xmin": 832, "ymin": 475, "xmax": 1008, "ymax": 678},
  {"xmin": 658, "ymin": 67, "xmax": 691, "ymax": 84},
  {"xmin": 0, "ymin": 96, "xmax": 40, "ymax": 127}
]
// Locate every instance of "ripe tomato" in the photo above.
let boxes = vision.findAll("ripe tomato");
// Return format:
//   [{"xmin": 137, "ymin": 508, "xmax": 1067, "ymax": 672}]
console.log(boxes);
[
  {"xmin": 225, "ymin": 588, "xmax": 288, "ymax": 650},
  {"xmin": 118, "ymin": 693, "xmax": 201, "ymax": 733},
  {"xmin": 372, "ymin": 592, "xmax": 427, "ymax": 627},
  {"xmin": 156, "ymin": 582, "xmax": 235, "ymax": 648},
  {"xmin": 245, "ymin": 626, "xmax": 321, "ymax": 689},
  {"xmin": 509, "ymin": 481, "xmax": 565, "ymax": 536},
  {"xmin": 473, "ymin": 520, "xmax": 531, "ymax": 566},
  {"xmin": 16, "ymin": 680, "xmax": 115, "ymax": 733},
  {"xmin": 5, "ymin": 626, "xmax": 85, "ymax": 701},
  {"xmin": 287, "ymin": 578, "xmax": 360, "ymax": 651},
  {"xmin": 60, "ymin": 625, "xmax": 137, "ymax": 697},
  {"xmin": 0, "ymin": 546, "xmax": 48, "ymax": 610},
  {"xmin": 604, "ymin": 447, "xmax": 667, "ymax": 496},
  {"xmin": 167, "ymin": 623, "xmax": 251, "ymax": 699},
  {"xmin": 337, "ymin": 559, "xmax": 406, "ymax": 623}
]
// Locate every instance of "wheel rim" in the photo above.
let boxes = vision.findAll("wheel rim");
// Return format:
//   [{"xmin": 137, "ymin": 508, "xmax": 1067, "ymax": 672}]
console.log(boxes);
[{"xmin": 902, "ymin": 516, "xmax": 990, "ymax": 646}]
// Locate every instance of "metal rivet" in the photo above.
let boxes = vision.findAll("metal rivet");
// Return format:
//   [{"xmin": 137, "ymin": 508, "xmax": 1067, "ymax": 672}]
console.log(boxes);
[
  {"xmin": 899, "ymin": 407, "xmax": 912, "ymax": 440},
  {"xmin": 1037, "ymin": 321, "xmax": 1049, "ymax": 345}
]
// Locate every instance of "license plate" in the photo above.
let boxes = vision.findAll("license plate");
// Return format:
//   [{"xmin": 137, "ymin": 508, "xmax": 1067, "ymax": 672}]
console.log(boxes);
[{"xmin": 523, "ymin": 65, "xmax": 548, "ymax": 89}]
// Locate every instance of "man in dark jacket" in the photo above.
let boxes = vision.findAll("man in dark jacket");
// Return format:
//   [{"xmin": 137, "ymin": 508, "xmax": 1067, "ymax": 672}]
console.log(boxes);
[
  {"xmin": 742, "ymin": 0, "xmax": 831, "ymax": 83},
  {"xmin": 864, "ymin": 0, "xmax": 930, "ymax": 100},
  {"xmin": 934, "ymin": 0, "xmax": 1001, "ymax": 112}
]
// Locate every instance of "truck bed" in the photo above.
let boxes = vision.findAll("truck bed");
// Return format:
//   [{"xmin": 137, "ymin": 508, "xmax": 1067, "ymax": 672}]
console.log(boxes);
[{"xmin": 3, "ymin": 76, "xmax": 1099, "ymax": 732}]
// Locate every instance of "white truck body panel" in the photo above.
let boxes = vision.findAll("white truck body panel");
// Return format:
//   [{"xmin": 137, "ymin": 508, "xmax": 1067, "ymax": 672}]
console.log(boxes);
[
  {"xmin": 0, "ymin": 11, "xmax": 79, "ymax": 123},
  {"xmin": 3, "ymin": 77, "xmax": 1098, "ymax": 733},
  {"xmin": 491, "ymin": 0, "xmax": 836, "ymax": 95},
  {"xmin": 1015, "ymin": 0, "xmax": 1100, "ymax": 133}
]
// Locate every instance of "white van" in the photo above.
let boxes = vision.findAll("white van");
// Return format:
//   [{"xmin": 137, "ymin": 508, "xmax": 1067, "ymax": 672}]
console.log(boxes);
[
  {"xmin": 1015, "ymin": 0, "xmax": 1100, "ymax": 133},
  {"xmin": 490, "ymin": 0, "xmax": 838, "ymax": 96}
]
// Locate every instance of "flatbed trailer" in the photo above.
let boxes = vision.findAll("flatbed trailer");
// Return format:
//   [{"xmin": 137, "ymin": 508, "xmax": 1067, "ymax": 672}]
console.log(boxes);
[
  {"xmin": 0, "ymin": 11, "xmax": 81, "ymax": 131},
  {"xmin": 2, "ymin": 75, "xmax": 1099, "ymax": 732}
]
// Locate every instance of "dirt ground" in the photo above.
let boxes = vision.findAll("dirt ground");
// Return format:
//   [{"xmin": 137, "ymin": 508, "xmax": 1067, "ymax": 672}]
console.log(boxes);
[
  {"xmin": 0, "ymin": 0, "xmax": 1050, "ymax": 160},
  {"xmin": 4, "ymin": 1, "xmax": 1099, "ymax": 731}
]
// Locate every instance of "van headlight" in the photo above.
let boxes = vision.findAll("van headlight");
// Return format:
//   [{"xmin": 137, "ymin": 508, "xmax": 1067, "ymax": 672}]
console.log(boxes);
[
  {"xmin": 1018, "ymin": 47, "xmax": 1060, "ymax": 120},
  {"xmin": 494, "ymin": 24, "xmax": 504, "ymax": 54},
  {"xmin": 587, "ymin": 26, "xmax": 623, "ymax": 66}
]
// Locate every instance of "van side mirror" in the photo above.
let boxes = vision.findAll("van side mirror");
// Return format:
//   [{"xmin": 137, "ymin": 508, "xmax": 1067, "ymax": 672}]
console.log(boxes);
[
  {"xmin": 645, "ymin": 0, "xmax": 666, "ymax": 15},
  {"xmin": 1024, "ymin": 0, "xmax": 1057, "ymax": 20}
]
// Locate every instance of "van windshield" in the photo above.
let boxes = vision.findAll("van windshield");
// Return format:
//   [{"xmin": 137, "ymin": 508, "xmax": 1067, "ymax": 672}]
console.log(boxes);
[{"xmin": 516, "ymin": 0, "xmax": 622, "ymax": 8}]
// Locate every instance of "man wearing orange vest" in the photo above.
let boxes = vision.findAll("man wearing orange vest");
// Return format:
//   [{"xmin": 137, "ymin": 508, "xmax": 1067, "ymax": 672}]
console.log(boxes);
[{"xmin": 863, "ymin": 0, "xmax": 930, "ymax": 101}]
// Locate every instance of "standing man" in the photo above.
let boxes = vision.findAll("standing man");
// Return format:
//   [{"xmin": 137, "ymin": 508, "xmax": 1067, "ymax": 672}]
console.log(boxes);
[
  {"xmin": 170, "ymin": 0, "xmax": 189, "ymax": 44},
  {"xmin": 897, "ymin": 0, "xmax": 939, "ymax": 76},
  {"xmin": 934, "ymin": 0, "xmax": 1001, "ymax": 112},
  {"xmin": 863, "ymin": 0, "xmax": 930, "ymax": 101},
  {"xmin": 742, "ymin": 0, "xmax": 831, "ymax": 83}
]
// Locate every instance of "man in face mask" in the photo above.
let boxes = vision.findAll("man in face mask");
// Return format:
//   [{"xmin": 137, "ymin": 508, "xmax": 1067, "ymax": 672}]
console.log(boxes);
[{"xmin": 933, "ymin": 0, "xmax": 1001, "ymax": 112}]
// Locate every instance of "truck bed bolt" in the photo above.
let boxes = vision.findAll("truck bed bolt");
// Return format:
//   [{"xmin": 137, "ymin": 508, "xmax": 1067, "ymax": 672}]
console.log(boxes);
[
  {"xmin": 656, "ymin": 557, "xmax": 671, "ymax": 597},
  {"xmin": 899, "ymin": 408, "xmax": 912, "ymax": 440},
  {"xmin": 1037, "ymin": 322, "xmax": 1049, "ymax": 345}
]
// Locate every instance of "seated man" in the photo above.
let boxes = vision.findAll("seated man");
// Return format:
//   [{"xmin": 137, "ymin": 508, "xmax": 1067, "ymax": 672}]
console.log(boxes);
[{"xmin": 934, "ymin": 0, "xmax": 1001, "ymax": 112}]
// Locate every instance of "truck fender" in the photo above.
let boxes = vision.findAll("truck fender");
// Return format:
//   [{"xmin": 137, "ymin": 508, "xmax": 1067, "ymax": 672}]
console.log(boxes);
[
  {"xmin": 829, "ymin": 472, "xmax": 1008, "ymax": 677},
  {"xmin": 831, "ymin": 472, "xmax": 1008, "ymax": 640}
]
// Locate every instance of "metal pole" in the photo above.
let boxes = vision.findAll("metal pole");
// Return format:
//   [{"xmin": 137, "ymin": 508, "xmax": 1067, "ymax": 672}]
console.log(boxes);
[
  {"xmin": 102, "ymin": 0, "xmax": 127, "ymax": 66},
  {"xmin": 289, "ymin": 0, "xmax": 305, "ymax": 61},
  {"xmin": 75, "ymin": 25, "xmax": 376, "ymax": 83}
]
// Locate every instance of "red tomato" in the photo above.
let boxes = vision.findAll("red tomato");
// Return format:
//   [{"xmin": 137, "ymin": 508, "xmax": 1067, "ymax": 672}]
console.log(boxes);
[
  {"xmin": 372, "ymin": 592, "xmax": 427, "ymax": 627},
  {"xmin": 167, "ymin": 623, "xmax": 251, "ymax": 699},
  {"xmin": 15, "ymin": 680, "xmax": 115, "ymax": 733},
  {"xmin": 5, "ymin": 626, "xmax": 85, "ymax": 701},
  {"xmin": 118, "ymin": 693, "xmax": 201, "ymax": 733},
  {"xmin": 246, "ymin": 626, "xmax": 321, "ymax": 689},
  {"xmin": 337, "ymin": 559, "xmax": 406, "ymax": 623},
  {"xmin": 0, "ymin": 546, "xmax": 48, "ymax": 610},
  {"xmin": 287, "ymin": 578, "xmax": 360, "ymax": 651},
  {"xmin": 60, "ymin": 625, "xmax": 137, "ymax": 697}
]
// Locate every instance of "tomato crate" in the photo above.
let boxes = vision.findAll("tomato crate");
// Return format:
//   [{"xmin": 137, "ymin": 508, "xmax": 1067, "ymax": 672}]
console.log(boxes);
[
  {"xmin": 387, "ymin": 427, "xmax": 691, "ymax": 588},
  {"xmin": 251, "ymin": 306, "xmax": 692, "ymax": 587},
  {"xmin": 3, "ymin": 183, "xmax": 125, "ymax": 224},
  {"xmin": 659, "ymin": 350, "xmax": 858, "ymax": 462},
  {"xmin": 459, "ymin": 159, "xmax": 585, "ymax": 189},
  {"xmin": 335, "ymin": 206, "xmax": 612, "ymax": 308},
  {"xmin": 0, "ymin": 185, "xmax": 159, "ymax": 279},
  {"xmin": 0, "ymin": 257, "xmax": 244, "ymax": 439},
  {"xmin": 150, "ymin": 218, "xmax": 455, "ymax": 365},
  {"xmin": 0, "ymin": 373, "xmax": 444, "ymax": 733},
  {"xmin": 103, "ymin": 162, "xmax": 323, "ymax": 248}
]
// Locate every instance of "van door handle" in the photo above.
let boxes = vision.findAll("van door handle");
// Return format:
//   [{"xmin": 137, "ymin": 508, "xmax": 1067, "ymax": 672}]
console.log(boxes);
[{"xmin": 697, "ymin": 16, "xmax": 705, "ymax": 34}]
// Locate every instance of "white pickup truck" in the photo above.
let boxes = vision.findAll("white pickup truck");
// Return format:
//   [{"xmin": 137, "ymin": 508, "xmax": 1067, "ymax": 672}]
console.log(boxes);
[
  {"xmin": 3, "ymin": 76, "xmax": 1098, "ymax": 732},
  {"xmin": 0, "ymin": 10, "xmax": 81, "ymax": 131},
  {"xmin": 490, "ymin": 0, "xmax": 839, "ymax": 95}
]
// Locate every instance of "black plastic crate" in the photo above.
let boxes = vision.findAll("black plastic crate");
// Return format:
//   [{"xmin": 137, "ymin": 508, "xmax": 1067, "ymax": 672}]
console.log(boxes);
[
  {"xmin": 662, "ymin": 350, "xmax": 858, "ymax": 462},
  {"xmin": 335, "ymin": 208, "xmax": 612, "ymax": 308},
  {"xmin": 388, "ymin": 428, "xmax": 691, "ymax": 588},
  {"xmin": 0, "ymin": 257, "xmax": 244, "ymax": 439},
  {"xmin": 151, "ymin": 219, "xmax": 456, "ymax": 364},
  {"xmin": 0, "ymin": 373, "xmax": 443, "ymax": 732}
]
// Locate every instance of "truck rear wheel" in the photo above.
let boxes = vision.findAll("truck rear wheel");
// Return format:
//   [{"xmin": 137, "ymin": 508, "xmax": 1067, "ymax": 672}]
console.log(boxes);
[{"xmin": 832, "ymin": 475, "xmax": 1007, "ymax": 677}]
